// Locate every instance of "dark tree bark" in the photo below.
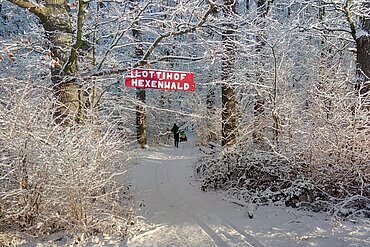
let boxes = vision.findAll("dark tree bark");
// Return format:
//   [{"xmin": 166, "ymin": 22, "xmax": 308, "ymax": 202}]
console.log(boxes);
[
  {"xmin": 206, "ymin": 84, "xmax": 217, "ymax": 142},
  {"xmin": 131, "ymin": 0, "xmax": 147, "ymax": 148},
  {"xmin": 221, "ymin": 0, "xmax": 237, "ymax": 147},
  {"xmin": 345, "ymin": 1, "xmax": 370, "ymax": 108},
  {"xmin": 136, "ymin": 88, "xmax": 147, "ymax": 147},
  {"xmin": 356, "ymin": 3, "xmax": 370, "ymax": 107}
]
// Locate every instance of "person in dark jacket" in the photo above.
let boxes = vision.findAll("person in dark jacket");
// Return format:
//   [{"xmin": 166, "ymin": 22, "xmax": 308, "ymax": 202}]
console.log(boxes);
[{"xmin": 170, "ymin": 123, "xmax": 180, "ymax": 147}]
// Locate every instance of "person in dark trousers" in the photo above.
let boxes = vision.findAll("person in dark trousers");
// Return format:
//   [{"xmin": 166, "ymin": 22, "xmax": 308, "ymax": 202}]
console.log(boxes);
[{"xmin": 171, "ymin": 123, "xmax": 180, "ymax": 147}]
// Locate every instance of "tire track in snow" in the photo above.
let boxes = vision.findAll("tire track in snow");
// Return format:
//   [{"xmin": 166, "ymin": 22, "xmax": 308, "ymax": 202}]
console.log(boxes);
[
  {"xmin": 162, "ymin": 161, "xmax": 265, "ymax": 247},
  {"xmin": 154, "ymin": 164, "xmax": 228, "ymax": 247}
]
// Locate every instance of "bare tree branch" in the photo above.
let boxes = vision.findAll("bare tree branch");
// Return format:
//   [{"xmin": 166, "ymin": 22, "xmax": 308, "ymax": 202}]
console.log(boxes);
[{"xmin": 6, "ymin": 0, "xmax": 46, "ymax": 20}]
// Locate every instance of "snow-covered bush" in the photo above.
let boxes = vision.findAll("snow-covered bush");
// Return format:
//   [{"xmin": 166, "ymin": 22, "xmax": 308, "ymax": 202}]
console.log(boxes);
[
  {"xmin": 195, "ymin": 143, "xmax": 370, "ymax": 218},
  {"xmin": 0, "ymin": 81, "xmax": 134, "ymax": 237}
]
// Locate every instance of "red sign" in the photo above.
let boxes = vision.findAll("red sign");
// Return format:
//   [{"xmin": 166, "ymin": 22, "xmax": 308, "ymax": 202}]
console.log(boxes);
[{"xmin": 125, "ymin": 68, "xmax": 195, "ymax": 92}]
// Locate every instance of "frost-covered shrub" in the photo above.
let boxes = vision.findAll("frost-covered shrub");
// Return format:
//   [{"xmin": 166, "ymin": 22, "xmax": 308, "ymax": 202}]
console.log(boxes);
[
  {"xmin": 195, "ymin": 146, "xmax": 311, "ymax": 204},
  {"xmin": 0, "ymin": 82, "xmax": 134, "ymax": 237},
  {"xmin": 195, "ymin": 144, "xmax": 370, "ymax": 217}
]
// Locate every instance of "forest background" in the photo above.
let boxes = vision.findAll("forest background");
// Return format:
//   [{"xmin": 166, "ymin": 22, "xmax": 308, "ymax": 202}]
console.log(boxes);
[{"xmin": 0, "ymin": 0, "xmax": 369, "ymax": 240}]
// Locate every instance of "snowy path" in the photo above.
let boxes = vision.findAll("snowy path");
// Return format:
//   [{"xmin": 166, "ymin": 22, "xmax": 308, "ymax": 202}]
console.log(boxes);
[
  {"xmin": 127, "ymin": 143, "xmax": 370, "ymax": 247},
  {"xmin": 128, "ymin": 143, "xmax": 262, "ymax": 247}
]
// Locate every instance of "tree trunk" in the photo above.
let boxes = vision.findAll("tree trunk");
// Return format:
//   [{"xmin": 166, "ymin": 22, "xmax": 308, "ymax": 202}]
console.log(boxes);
[
  {"xmin": 132, "ymin": 10, "xmax": 147, "ymax": 148},
  {"xmin": 136, "ymin": 89, "xmax": 147, "ymax": 147},
  {"xmin": 356, "ymin": 2, "xmax": 370, "ymax": 107},
  {"xmin": 45, "ymin": 0, "xmax": 86, "ymax": 124},
  {"xmin": 221, "ymin": 0, "xmax": 237, "ymax": 147},
  {"xmin": 317, "ymin": 0, "xmax": 333, "ymax": 120},
  {"xmin": 8, "ymin": 0, "xmax": 86, "ymax": 124},
  {"xmin": 252, "ymin": 0, "xmax": 269, "ymax": 144},
  {"xmin": 206, "ymin": 85, "xmax": 217, "ymax": 142}
]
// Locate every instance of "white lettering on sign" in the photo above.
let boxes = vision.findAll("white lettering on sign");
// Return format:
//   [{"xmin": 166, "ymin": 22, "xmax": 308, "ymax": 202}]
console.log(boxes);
[
  {"xmin": 125, "ymin": 68, "xmax": 195, "ymax": 92},
  {"xmin": 132, "ymin": 70, "xmax": 187, "ymax": 81},
  {"xmin": 138, "ymin": 79, "xmax": 144, "ymax": 87}
]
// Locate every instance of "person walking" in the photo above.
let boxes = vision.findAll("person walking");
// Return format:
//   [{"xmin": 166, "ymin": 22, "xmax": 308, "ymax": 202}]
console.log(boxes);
[{"xmin": 171, "ymin": 123, "xmax": 180, "ymax": 147}]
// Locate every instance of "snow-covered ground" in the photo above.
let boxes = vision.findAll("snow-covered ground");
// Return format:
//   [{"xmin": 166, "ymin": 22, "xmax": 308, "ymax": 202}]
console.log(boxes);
[
  {"xmin": 5, "ymin": 139, "xmax": 369, "ymax": 246},
  {"xmin": 127, "ymin": 140, "xmax": 370, "ymax": 247}
]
